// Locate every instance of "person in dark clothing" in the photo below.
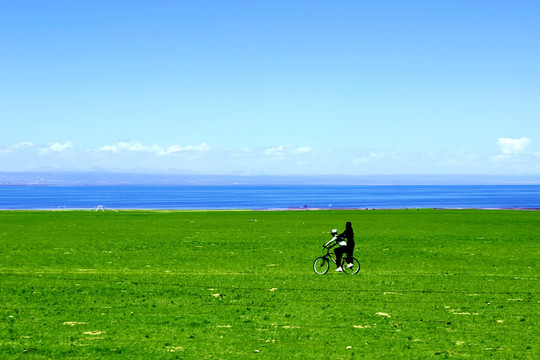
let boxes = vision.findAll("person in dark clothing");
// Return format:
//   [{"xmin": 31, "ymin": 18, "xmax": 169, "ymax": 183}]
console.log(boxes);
[{"xmin": 334, "ymin": 222, "xmax": 355, "ymax": 272}]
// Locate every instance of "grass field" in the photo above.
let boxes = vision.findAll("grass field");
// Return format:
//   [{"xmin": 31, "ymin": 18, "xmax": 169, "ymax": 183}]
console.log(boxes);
[{"xmin": 0, "ymin": 209, "xmax": 538, "ymax": 359}]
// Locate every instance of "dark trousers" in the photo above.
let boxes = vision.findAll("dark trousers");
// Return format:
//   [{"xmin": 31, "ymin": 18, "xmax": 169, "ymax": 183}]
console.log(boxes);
[{"xmin": 335, "ymin": 242, "xmax": 355, "ymax": 266}]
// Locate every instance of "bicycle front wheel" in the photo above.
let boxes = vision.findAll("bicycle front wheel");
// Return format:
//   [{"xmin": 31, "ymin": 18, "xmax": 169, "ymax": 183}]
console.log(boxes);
[
  {"xmin": 313, "ymin": 256, "xmax": 330, "ymax": 275},
  {"xmin": 343, "ymin": 258, "xmax": 361, "ymax": 275}
]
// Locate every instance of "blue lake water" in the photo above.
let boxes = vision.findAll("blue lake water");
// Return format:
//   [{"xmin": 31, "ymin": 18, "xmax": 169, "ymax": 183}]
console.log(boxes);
[{"xmin": 1, "ymin": 185, "xmax": 539, "ymax": 210}]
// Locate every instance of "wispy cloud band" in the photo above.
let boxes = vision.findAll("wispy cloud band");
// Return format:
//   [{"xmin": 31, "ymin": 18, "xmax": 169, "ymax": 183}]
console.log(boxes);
[
  {"xmin": 264, "ymin": 145, "xmax": 312, "ymax": 156},
  {"xmin": 39, "ymin": 141, "xmax": 74, "ymax": 154},
  {"xmin": 0, "ymin": 142, "xmax": 33, "ymax": 154},
  {"xmin": 1, "ymin": 138, "xmax": 538, "ymax": 175},
  {"xmin": 94, "ymin": 142, "xmax": 210, "ymax": 155}
]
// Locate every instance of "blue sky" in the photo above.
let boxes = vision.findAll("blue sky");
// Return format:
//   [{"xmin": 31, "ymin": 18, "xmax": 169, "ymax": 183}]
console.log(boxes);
[{"xmin": 1, "ymin": 0, "xmax": 539, "ymax": 176}]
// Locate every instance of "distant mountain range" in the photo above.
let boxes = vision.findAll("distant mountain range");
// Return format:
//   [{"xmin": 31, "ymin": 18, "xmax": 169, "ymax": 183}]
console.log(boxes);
[{"xmin": 1, "ymin": 171, "xmax": 539, "ymax": 185}]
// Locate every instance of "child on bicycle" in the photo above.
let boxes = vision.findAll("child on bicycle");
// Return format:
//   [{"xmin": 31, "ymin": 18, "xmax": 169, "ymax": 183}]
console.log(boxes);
[{"xmin": 324, "ymin": 222, "xmax": 355, "ymax": 272}]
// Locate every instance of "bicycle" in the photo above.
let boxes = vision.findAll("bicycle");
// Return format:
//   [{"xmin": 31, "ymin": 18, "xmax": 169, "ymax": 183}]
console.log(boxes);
[{"xmin": 313, "ymin": 244, "xmax": 360, "ymax": 275}]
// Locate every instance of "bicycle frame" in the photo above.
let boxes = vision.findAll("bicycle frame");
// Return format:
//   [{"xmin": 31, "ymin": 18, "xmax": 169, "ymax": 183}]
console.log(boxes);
[{"xmin": 321, "ymin": 246, "xmax": 343, "ymax": 268}]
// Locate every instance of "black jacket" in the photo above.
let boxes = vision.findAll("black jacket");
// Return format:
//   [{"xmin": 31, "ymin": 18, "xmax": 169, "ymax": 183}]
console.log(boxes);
[{"xmin": 339, "ymin": 227, "xmax": 355, "ymax": 247}]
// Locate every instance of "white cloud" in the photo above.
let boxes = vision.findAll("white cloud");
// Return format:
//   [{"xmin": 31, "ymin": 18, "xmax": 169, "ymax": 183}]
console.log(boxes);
[
  {"xmin": 14, "ymin": 142, "xmax": 33, "ymax": 149},
  {"xmin": 0, "ymin": 142, "xmax": 33, "ymax": 154},
  {"xmin": 264, "ymin": 145, "xmax": 312, "ymax": 156},
  {"xmin": 96, "ymin": 142, "xmax": 153, "ymax": 153},
  {"xmin": 369, "ymin": 152, "xmax": 387, "ymax": 158},
  {"xmin": 264, "ymin": 145, "xmax": 286, "ymax": 156},
  {"xmin": 293, "ymin": 146, "xmax": 312, "ymax": 154},
  {"xmin": 158, "ymin": 143, "xmax": 210, "ymax": 155},
  {"xmin": 97, "ymin": 144, "xmax": 119, "ymax": 152},
  {"xmin": 497, "ymin": 138, "xmax": 530, "ymax": 154},
  {"xmin": 94, "ymin": 142, "xmax": 211, "ymax": 155},
  {"xmin": 39, "ymin": 141, "xmax": 73, "ymax": 153}
]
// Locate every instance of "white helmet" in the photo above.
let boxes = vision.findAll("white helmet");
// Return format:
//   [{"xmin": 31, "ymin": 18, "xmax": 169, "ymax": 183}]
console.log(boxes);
[{"xmin": 331, "ymin": 229, "xmax": 338, "ymax": 234}]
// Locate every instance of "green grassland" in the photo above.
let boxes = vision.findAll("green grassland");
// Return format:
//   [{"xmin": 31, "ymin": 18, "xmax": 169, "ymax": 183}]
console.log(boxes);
[{"xmin": 0, "ymin": 209, "xmax": 538, "ymax": 359}]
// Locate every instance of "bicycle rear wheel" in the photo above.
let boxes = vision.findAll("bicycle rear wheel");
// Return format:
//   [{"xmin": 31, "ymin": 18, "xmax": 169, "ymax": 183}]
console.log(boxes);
[
  {"xmin": 313, "ymin": 256, "xmax": 330, "ymax": 275},
  {"xmin": 343, "ymin": 257, "xmax": 360, "ymax": 275}
]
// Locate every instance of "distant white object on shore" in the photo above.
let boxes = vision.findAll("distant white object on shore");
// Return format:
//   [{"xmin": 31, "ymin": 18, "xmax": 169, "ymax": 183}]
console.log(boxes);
[{"xmin": 93, "ymin": 205, "xmax": 119, "ymax": 212}]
